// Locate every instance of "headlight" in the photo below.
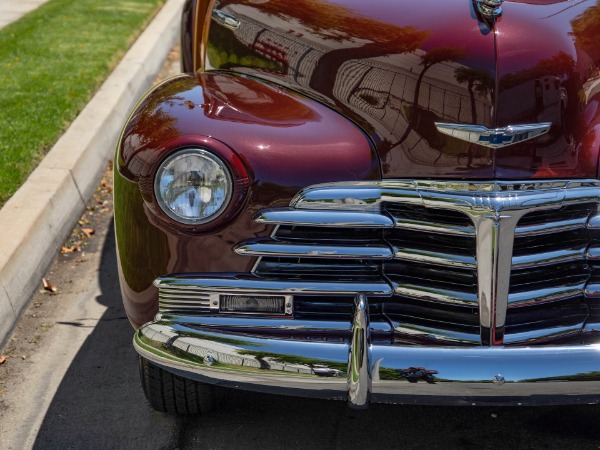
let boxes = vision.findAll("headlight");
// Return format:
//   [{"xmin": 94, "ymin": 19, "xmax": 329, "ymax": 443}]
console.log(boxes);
[{"xmin": 154, "ymin": 149, "xmax": 233, "ymax": 225}]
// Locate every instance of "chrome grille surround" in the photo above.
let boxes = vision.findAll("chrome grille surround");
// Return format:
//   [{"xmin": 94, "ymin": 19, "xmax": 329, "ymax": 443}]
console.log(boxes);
[{"xmin": 236, "ymin": 179, "xmax": 600, "ymax": 346}]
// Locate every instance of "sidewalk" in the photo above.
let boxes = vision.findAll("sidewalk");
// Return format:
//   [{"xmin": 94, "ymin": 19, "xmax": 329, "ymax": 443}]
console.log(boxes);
[
  {"xmin": 0, "ymin": 0, "xmax": 185, "ymax": 346},
  {"xmin": 0, "ymin": 0, "xmax": 49, "ymax": 30}
]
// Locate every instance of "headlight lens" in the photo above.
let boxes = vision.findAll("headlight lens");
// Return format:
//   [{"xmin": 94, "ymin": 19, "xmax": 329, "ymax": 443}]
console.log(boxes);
[{"xmin": 154, "ymin": 149, "xmax": 233, "ymax": 225}]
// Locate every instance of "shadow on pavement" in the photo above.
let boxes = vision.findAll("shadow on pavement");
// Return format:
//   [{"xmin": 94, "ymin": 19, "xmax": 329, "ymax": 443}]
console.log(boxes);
[
  {"xmin": 32, "ymin": 222, "xmax": 600, "ymax": 450},
  {"xmin": 33, "ymin": 221, "xmax": 179, "ymax": 450}
]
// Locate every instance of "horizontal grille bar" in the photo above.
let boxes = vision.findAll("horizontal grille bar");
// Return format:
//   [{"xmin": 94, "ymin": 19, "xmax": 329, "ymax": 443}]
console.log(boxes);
[
  {"xmin": 156, "ymin": 275, "xmax": 393, "ymax": 296},
  {"xmin": 394, "ymin": 247, "xmax": 476, "ymax": 268},
  {"xmin": 394, "ymin": 283, "xmax": 477, "ymax": 305},
  {"xmin": 158, "ymin": 288, "xmax": 211, "ymax": 313},
  {"xmin": 254, "ymin": 208, "xmax": 394, "ymax": 228},
  {"xmin": 395, "ymin": 218, "xmax": 475, "ymax": 236},
  {"xmin": 235, "ymin": 238, "xmax": 393, "ymax": 259},
  {"xmin": 512, "ymin": 247, "xmax": 586, "ymax": 269},
  {"xmin": 508, "ymin": 285, "xmax": 585, "ymax": 308},
  {"xmin": 392, "ymin": 323, "xmax": 480, "ymax": 345},
  {"xmin": 514, "ymin": 217, "xmax": 588, "ymax": 237}
]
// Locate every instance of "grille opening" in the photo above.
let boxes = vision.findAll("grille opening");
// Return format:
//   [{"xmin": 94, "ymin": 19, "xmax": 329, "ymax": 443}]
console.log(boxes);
[
  {"xmin": 255, "ymin": 257, "xmax": 381, "ymax": 280},
  {"xmin": 383, "ymin": 203, "xmax": 473, "ymax": 228},
  {"xmin": 509, "ymin": 263, "xmax": 591, "ymax": 292},
  {"xmin": 506, "ymin": 296, "xmax": 587, "ymax": 320},
  {"xmin": 386, "ymin": 229, "xmax": 476, "ymax": 256},
  {"xmin": 293, "ymin": 295, "xmax": 354, "ymax": 320},
  {"xmin": 383, "ymin": 298, "xmax": 479, "ymax": 327},
  {"xmin": 512, "ymin": 229, "xmax": 588, "ymax": 256},
  {"xmin": 275, "ymin": 225, "xmax": 382, "ymax": 243},
  {"xmin": 390, "ymin": 315, "xmax": 480, "ymax": 343},
  {"xmin": 517, "ymin": 203, "xmax": 595, "ymax": 227},
  {"xmin": 385, "ymin": 261, "xmax": 476, "ymax": 291},
  {"xmin": 292, "ymin": 295, "xmax": 386, "ymax": 326},
  {"xmin": 505, "ymin": 296, "xmax": 588, "ymax": 344}
]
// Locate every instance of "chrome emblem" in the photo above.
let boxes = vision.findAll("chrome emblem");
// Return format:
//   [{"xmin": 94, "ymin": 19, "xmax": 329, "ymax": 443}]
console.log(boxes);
[
  {"xmin": 434, "ymin": 122, "xmax": 552, "ymax": 149},
  {"xmin": 476, "ymin": 0, "xmax": 504, "ymax": 17}
]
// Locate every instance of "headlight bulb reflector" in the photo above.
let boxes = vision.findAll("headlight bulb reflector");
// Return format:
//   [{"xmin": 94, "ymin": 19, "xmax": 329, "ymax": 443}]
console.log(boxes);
[{"xmin": 154, "ymin": 149, "xmax": 233, "ymax": 225}]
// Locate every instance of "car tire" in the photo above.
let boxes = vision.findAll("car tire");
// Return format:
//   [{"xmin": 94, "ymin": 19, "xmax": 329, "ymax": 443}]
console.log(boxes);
[{"xmin": 139, "ymin": 356, "xmax": 217, "ymax": 415}]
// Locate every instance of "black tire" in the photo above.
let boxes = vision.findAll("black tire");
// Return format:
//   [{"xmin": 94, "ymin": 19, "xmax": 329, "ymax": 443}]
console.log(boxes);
[{"xmin": 138, "ymin": 356, "xmax": 216, "ymax": 415}]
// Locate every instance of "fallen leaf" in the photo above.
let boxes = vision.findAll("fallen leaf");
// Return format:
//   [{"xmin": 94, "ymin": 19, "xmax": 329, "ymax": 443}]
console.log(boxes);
[
  {"xmin": 0, "ymin": 355, "xmax": 8, "ymax": 364},
  {"xmin": 81, "ymin": 228, "xmax": 95, "ymax": 238},
  {"xmin": 42, "ymin": 277, "xmax": 57, "ymax": 293},
  {"xmin": 61, "ymin": 244, "xmax": 81, "ymax": 254}
]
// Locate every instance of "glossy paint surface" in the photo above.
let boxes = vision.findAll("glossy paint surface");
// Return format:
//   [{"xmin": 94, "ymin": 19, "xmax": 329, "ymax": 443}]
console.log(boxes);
[
  {"xmin": 202, "ymin": 0, "xmax": 600, "ymax": 179},
  {"xmin": 205, "ymin": 0, "xmax": 497, "ymax": 178},
  {"xmin": 496, "ymin": 1, "xmax": 600, "ymax": 178},
  {"xmin": 115, "ymin": 72, "xmax": 379, "ymax": 326}
]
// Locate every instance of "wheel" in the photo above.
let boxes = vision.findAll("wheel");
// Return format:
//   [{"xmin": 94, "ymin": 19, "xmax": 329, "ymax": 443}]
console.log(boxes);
[{"xmin": 138, "ymin": 356, "xmax": 217, "ymax": 414}]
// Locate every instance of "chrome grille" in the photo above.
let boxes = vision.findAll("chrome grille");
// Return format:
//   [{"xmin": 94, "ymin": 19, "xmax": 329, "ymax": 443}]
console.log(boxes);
[
  {"xmin": 158, "ymin": 284, "xmax": 211, "ymax": 313},
  {"xmin": 237, "ymin": 180, "xmax": 600, "ymax": 347}
]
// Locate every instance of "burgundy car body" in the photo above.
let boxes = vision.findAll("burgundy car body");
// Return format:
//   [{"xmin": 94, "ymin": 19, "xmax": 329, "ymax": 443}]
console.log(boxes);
[{"xmin": 115, "ymin": 0, "xmax": 600, "ymax": 409}]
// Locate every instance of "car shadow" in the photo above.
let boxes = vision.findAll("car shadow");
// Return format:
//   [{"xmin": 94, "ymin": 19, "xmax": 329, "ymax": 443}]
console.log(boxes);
[
  {"xmin": 32, "ymin": 221, "xmax": 600, "ymax": 450},
  {"xmin": 32, "ymin": 220, "xmax": 180, "ymax": 450}
]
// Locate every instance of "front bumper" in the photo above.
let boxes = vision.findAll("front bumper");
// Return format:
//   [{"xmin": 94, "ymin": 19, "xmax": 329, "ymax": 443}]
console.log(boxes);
[{"xmin": 135, "ymin": 295, "xmax": 600, "ymax": 407}]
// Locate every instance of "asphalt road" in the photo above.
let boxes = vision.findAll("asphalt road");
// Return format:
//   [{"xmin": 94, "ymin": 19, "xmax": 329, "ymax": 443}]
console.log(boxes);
[{"xmin": 0, "ymin": 170, "xmax": 600, "ymax": 450}]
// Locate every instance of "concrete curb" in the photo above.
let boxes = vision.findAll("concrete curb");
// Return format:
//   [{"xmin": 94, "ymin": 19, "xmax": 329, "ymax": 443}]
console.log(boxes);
[{"xmin": 0, "ymin": 0, "xmax": 185, "ymax": 346}]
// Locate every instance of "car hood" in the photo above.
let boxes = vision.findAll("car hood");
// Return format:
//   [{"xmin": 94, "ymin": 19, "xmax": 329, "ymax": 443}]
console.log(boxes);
[{"xmin": 206, "ymin": 0, "xmax": 600, "ymax": 180}]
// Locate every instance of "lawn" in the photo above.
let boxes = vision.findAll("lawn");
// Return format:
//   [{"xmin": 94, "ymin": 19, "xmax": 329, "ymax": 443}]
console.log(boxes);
[{"xmin": 0, "ymin": 0, "xmax": 165, "ymax": 206}]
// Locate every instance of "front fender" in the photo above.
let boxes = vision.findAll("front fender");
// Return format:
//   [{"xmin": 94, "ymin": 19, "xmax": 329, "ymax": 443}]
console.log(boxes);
[{"xmin": 114, "ymin": 71, "xmax": 380, "ymax": 327}]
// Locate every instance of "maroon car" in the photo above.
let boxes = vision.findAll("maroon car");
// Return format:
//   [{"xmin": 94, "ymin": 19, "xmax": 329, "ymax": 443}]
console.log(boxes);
[{"xmin": 114, "ymin": 0, "xmax": 600, "ymax": 413}]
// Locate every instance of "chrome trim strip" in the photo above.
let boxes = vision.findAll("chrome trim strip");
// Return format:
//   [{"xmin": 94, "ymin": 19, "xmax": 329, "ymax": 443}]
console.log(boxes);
[
  {"xmin": 508, "ymin": 285, "xmax": 584, "ymax": 307},
  {"xmin": 291, "ymin": 180, "xmax": 600, "ymax": 212},
  {"xmin": 585, "ymin": 283, "xmax": 600, "ymax": 298},
  {"xmin": 235, "ymin": 239, "xmax": 393, "ymax": 259},
  {"xmin": 588, "ymin": 214, "xmax": 600, "ymax": 229},
  {"xmin": 155, "ymin": 275, "xmax": 394, "ymax": 296},
  {"xmin": 514, "ymin": 217, "xmax": 588, "ymax": 237},
  {"xmin": 394, "ymin": 247, "xmax": 476, "ymax": 268},
  {"xmin": 393, "ymin": 323, "xmax": 480, "ymax": 345},
  {"xmin": 135, "ymin": 320, "xmax": 600, "ymax": 406},
  {"xmin": 211, "ymin": 9, "xmax": 240, "ymax": 29},
  {"xmin": 395, "ymin": 218, "xmax": 475, "ymax": 236},
  {"xmin": 473, "ymin": 214, "xmax": 522, "ymax": 343},
  {"xmin": 157, "ymin": 314, "xmax": 354, "ymax": 334},
  {"xmin": 476, "ymin": 0, "xmax": 503, "ymax": 17},
  {"xmin": 394, "ymin": 284, "xmax": 477, "ymax": 305},
  {"xmin": 434, "ymin": 122, "xmax": 550, "ymax": 149},
  {"xmin": 254, "ymin": 208, "xmax": 393, "ymax": 227},
  {"xmin": 347, "ymin": 294, "xmax": 371, "ymax": 409},
  {"xmin": 157, "ymin": 314, "xmax": 394, "ymax": 335},
  {"xmin": 511, "ymin": 247, "xmax": 586, "ymax": 269},
  {"xmin": 585, "ymin": 247, "xmax": 600, "ymax": 261},
  {"xmin": 502, "ymin": 323, "xmax": 584, "ymax": 345}
]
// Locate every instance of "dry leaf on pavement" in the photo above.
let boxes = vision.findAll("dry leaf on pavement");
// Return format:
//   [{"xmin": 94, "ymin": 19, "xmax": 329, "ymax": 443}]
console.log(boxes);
[
  {"xmin": 42, "ymin": 277, "xmax": 57, "ymax": 293},
  {"xmin": 81, "ymin": 228, "xmax": 95, "ymax": 238},
  {"xmin": 61, "ymin": 244, "xmax": 81, "ymax": 253}
]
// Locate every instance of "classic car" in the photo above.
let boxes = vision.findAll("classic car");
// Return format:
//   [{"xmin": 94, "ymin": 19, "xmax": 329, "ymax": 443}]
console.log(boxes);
[{"xmin": 114, "ymin": 0, "xmax": 600, "ymax": 413}]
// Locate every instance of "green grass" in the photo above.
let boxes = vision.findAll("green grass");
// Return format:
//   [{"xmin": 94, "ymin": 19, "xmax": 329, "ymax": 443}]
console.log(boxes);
[{"xmin": 0, "ymin": 0, "xmax": 165, "ymax": 206}]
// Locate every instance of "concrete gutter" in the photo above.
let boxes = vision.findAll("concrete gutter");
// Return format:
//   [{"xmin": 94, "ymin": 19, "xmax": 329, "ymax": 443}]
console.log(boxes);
[{"xmin": 0, "ymin": 0, "xmax": 185, "ymax": 346}]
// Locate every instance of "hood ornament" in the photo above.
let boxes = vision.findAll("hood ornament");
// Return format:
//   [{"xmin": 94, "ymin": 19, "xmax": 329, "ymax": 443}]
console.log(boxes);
[
  {"xmin": 476, "ymin": 0, "xmax": 504, "ymax": 17},
  {"xmin": 435, "ymin": 122, "xmax": 552, "ymax": 149}
]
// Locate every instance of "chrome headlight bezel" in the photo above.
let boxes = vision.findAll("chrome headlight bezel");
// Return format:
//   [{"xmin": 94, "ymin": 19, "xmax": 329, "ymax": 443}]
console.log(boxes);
[{"xmin": 153, "ymin": 148, "xmax": 234, "ymax": 225}]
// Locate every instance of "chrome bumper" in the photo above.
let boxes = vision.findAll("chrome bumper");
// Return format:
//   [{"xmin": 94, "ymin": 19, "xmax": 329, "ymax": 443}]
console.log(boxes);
[{"xmin": 135, "ymin": 296, "xmax": 600, "ymax": 407}]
